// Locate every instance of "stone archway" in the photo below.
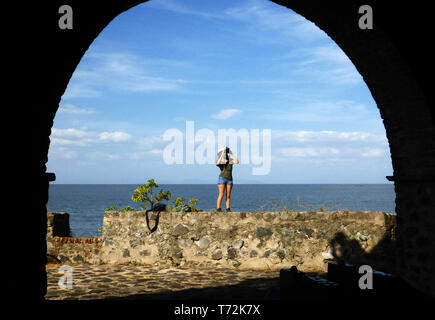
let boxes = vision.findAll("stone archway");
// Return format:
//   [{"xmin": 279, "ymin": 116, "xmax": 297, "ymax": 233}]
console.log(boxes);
[{"xmin": 31, "ymin": 1, "xmax": 435, "ymax": 299}]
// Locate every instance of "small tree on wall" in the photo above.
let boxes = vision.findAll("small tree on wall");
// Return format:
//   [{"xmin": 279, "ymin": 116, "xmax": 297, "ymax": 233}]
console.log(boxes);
[
  {"xmin": 131, "ymin": 179, "xmax": 172, "ymax": 211},
  {"xmin": 106, "ymin": 179, "xmax": 199, "ymax": 212}
]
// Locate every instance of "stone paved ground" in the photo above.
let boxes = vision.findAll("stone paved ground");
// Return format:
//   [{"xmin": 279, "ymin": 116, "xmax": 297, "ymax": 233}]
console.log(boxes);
[{"xmin": 45, "ymin": 264, "xmax": 287, "ymax": 300}]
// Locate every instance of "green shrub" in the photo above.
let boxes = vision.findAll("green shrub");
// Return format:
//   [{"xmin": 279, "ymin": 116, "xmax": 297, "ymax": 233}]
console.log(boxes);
[
  {"xmin": 120, "ymin": 205, "xmax": 135, "ymax": 212},
  {"xmin": 105, "ymin": 205, "xmax": 136, "ymax": 212},
  {"xmin": 167, "ymin": 197, "xmax": 199, "ymax": 212},
  {"xmin": 106, "ymin": 179, "xmax": 200, "ymax": 213},
  {"xmin": 131, "ymin": 179, "xmax": 172, "ymax": 211}
]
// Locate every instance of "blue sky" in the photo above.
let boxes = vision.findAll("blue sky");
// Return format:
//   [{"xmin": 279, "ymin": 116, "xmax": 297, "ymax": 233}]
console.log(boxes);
[{"xmin": 47, "ymin": 0, "xmax": 393, "ymax": 184}]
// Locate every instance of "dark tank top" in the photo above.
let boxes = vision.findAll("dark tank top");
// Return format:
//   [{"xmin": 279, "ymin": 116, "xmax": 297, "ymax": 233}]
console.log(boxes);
[{"xmin": 218, "ymin": 163, "xmax": 233, "ymax": 180}]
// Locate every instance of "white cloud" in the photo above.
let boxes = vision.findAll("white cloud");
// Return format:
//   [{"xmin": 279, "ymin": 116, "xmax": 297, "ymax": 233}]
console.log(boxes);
[
  {"xmin": 89, "ymin": 152, "xmax": 121, "ymax": 161},
  {"xmin": 298, "ymin": 45, "xmax": 351, "ymax": 65},
  {"xmin": 51, "ymin": 128, "xmax": 91, "ymax": 138},
  {"xmin": 285, "ymin": 44, "xmax": 362, "ymax": 85},
  {"xmin": 50, "ymin": 127, "xmax": 132, "ymax": 145},
  {"xmin": 62, "ymin": 85, "xmax": 102, "ymax": 99},
  {"xmin": 361, "ymin": 148, "xmax": 388, "ymax": 157},
  {"xmin": 63, "ymin": 52, "xmax": 186, "ymax": 98},
  {"xmin": 279, "ymin": 147, "xmax": 340, "ymax": 158},
  {"xmin": 150, "ymin": 149, "xmax": 163, "ymax": 154},
  {"xmin": 50, "ymin": 128, "xmax": 96, "ymax": 146},
  {"xmin": 58, "ymin": 104, "xmax": 96, "ymax": 115},
  {"xmin": 143, "ymin": 0, "xmax": 224, "ymax": 19},
  {"xmin": 263, "ymin": 100, "xmax": 378, "ymax": 123},
  {"xmin": 99, "ymin": 131, "xmax": 131, "ymax": 142},
  {"xmin": 224, "ymin": 0, "xmax": 325, "ymax": 41},
  {"xmin": 128, "ymin": 149, "xmax": 163, "ymax": 160},
  {"xmin": 276, "ymin": 145, "xmax": 389, "ymax": 162},
  {"xmin": 212, "ymin": 108, "xmax": 242, "ymax": 120},
  {"xmin": 48, "ymin": 147, "xmax": 78, "ymax": 159},
  {"xmin": 143, "ymin": 0, "xmax": 324, "ymax": 45},
  {"xmin": 50, "ymin": 138, "xmax": 91, "ymax": 147},
  {"xmin": 272, "ymin": 130, "xmax": 387, "ymax": 144},
  {"xmin": 137, "ymin": 135, "xmax": 166, "ymax": 147},
  {"xmin": 271, "ymin": 128, "xmax": 390, "ymax": 163}
]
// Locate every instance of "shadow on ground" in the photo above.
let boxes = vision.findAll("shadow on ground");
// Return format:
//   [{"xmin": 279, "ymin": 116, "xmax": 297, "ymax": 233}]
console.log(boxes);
[{"xmin": 103, "ymin": 276, "xmax": 286, "ymax": 300}]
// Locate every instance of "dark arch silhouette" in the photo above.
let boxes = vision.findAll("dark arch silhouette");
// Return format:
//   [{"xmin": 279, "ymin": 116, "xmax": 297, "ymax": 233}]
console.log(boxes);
[{"xmin": 26, "ymin": 0, "xmax": 435, "ymax": 301}]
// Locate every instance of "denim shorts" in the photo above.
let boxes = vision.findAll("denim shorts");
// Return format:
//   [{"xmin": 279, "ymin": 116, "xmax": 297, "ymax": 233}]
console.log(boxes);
[{"xmin": 218, "ymin": 176, "xmax": 233, "ymax": 186}]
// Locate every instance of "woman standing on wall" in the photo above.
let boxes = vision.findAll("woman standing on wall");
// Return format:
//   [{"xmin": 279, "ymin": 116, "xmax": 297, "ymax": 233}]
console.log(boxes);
[{"xmin": 216, "ymin": 147, "xmax": 239, "ymax": 212}]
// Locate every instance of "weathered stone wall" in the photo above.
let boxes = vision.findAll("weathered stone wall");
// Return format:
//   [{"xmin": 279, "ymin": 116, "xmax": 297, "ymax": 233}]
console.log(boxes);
[
  {"xmin": 394, "ymin": 182, "xmax": 435, "ymax": 293},
  {"xmin": 47, "ymin": 236, "xmax": 102, "ymax": 264},
  {"xmin": 46, "ymin": 212, "xmax": 102, "ymax": 264},
  {"xmin": 100, "ymin": 210, "xmax": 397, "ymax": 273}
]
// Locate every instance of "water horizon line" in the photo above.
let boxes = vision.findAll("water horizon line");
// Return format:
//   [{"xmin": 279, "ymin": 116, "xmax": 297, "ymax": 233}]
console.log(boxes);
[{"xmin": 49, "ymin": 182, "xmax": 394, "ymax": 185}]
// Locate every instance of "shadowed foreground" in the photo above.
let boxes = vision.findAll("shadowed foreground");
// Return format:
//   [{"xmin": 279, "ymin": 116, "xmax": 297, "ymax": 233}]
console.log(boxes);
[
  {"xmin": 46, "ymin": 263, "xmax": 433, "ymax": 303},
  {"xmin": 45, "ymin": 264, "xmax": 283, "ymax": 300}
]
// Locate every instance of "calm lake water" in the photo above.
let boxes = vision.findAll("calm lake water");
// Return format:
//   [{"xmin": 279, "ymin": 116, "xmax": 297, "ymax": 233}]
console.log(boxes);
[{"xmin": 47, "ymin": 184, "xmax": 396, "ymax": 237}]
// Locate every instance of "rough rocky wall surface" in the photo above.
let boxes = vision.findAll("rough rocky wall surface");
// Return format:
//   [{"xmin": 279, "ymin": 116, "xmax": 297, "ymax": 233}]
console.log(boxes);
[
  {"xmin": 46, "ymin": 212, "xmax": 102, "ymax": 264},
  {"xmin": 47, "ymin": 237, "xmax": 102, "ymax": 264},
  {"xmin": 100, "ymin": 211, "xmax": 396, "ymax": 273},
  {"xmin": 394, "ymin": 182, "xmax": 435, "ymax": 294}
]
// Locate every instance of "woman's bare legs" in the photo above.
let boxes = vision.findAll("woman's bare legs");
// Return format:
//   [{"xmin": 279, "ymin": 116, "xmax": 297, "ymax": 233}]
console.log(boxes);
[
  {"xmin": 226, "ymin": 185, "xmax": 232, "ymax": 209},
  {"xmin": 217, "ymin": 184, "xmax": 225, "ymax": 209}
]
